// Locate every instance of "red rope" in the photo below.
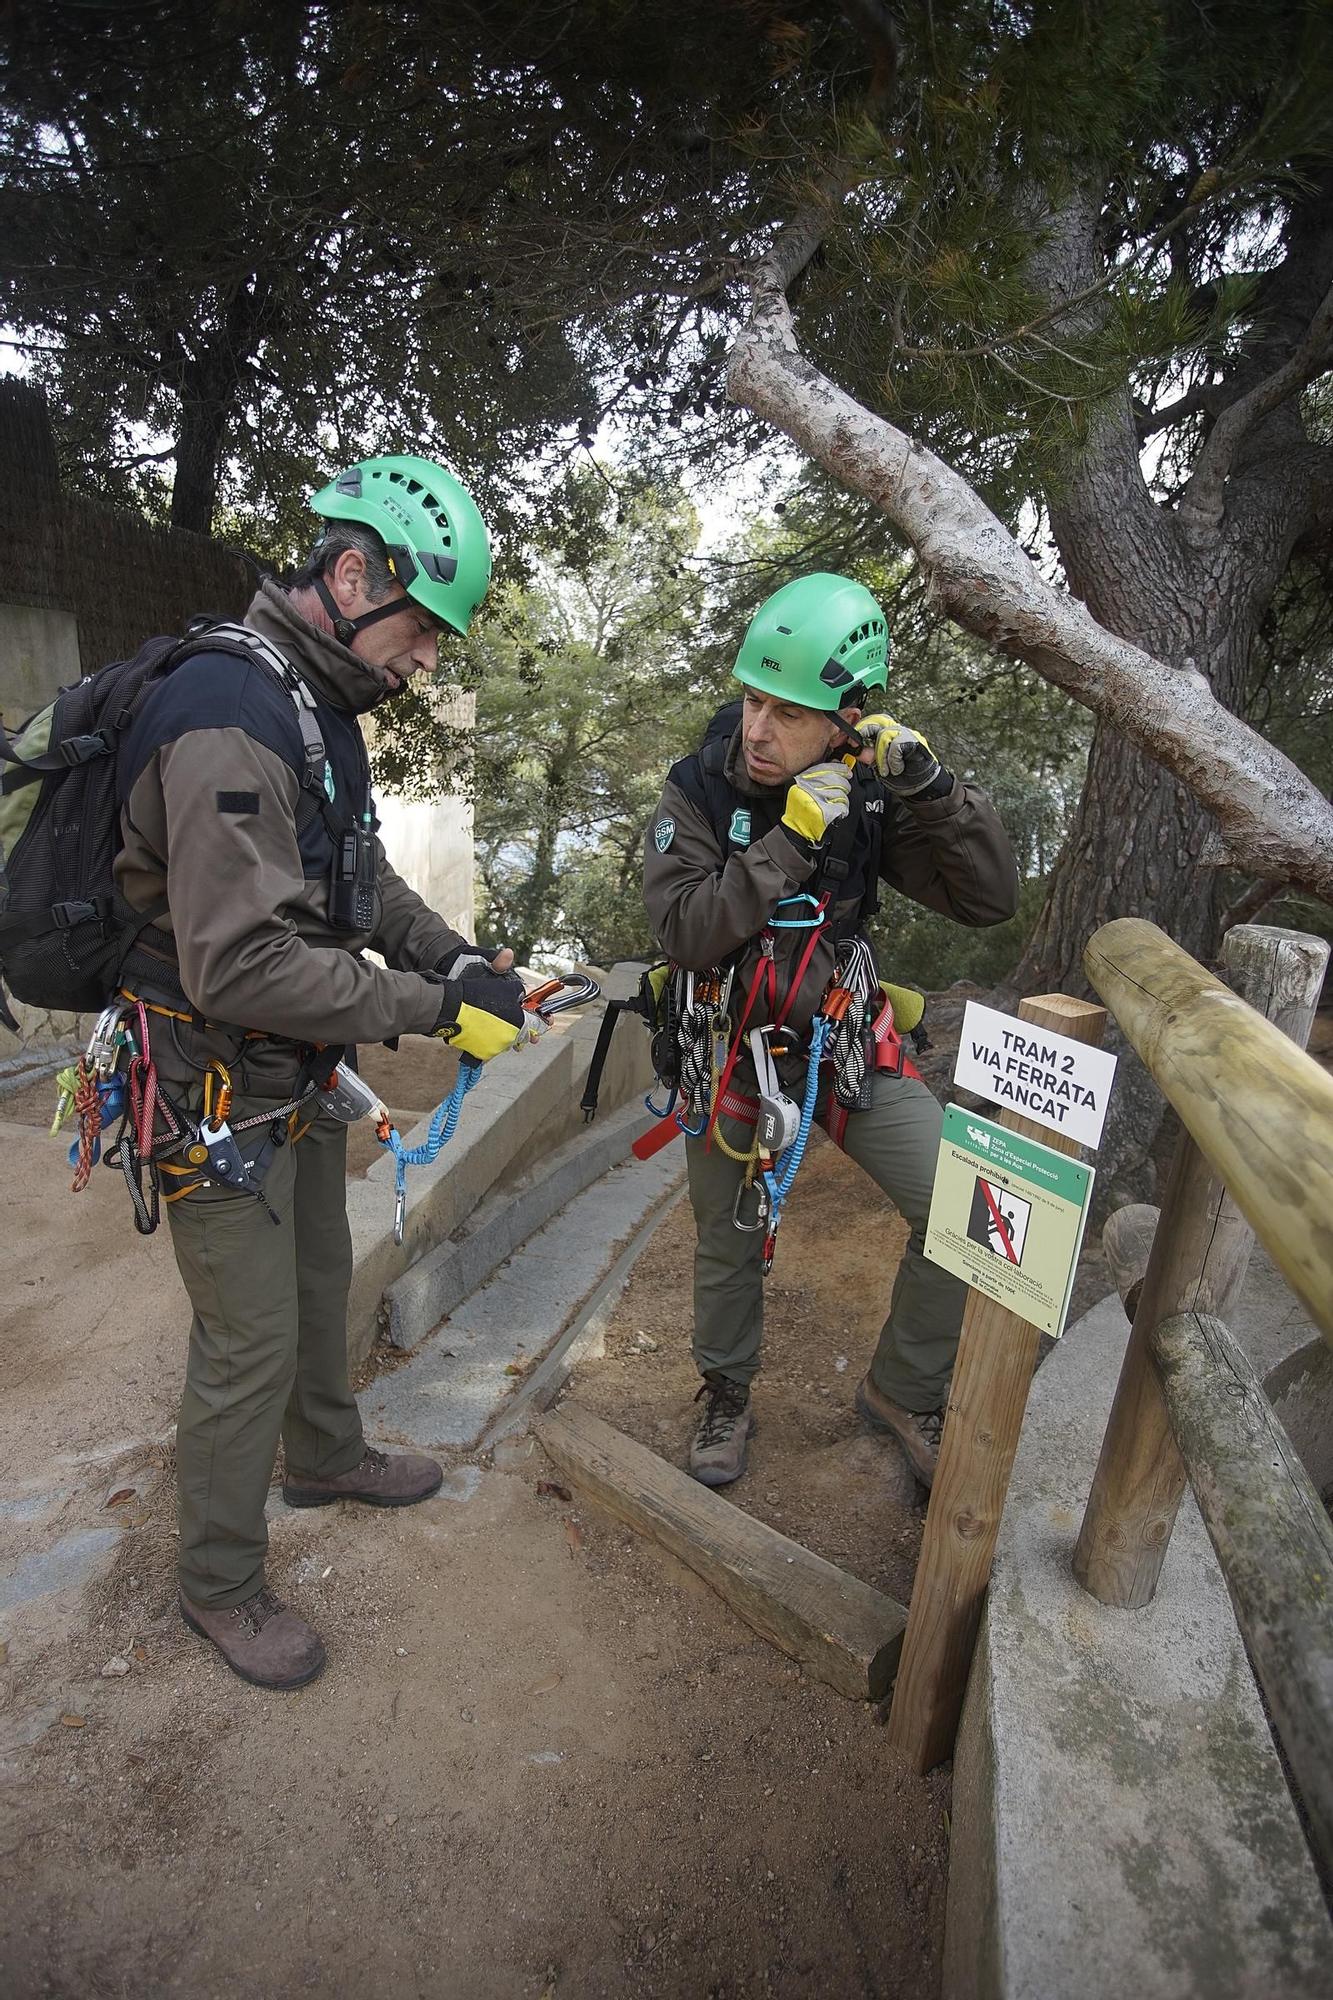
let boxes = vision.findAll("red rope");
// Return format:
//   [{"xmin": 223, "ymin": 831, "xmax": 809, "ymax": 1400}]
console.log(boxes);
[{"xmin": 70, "ymin": 1057, "xmax": 101, "ymax": 1193}]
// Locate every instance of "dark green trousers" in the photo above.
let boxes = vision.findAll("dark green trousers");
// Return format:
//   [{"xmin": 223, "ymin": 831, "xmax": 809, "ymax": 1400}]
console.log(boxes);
[
  {"xmin": 685, "ymin": 1069, "xmax": 967, "ymax": 1412},
  {"xmin": 164, "ymin": 1096, "xmax": 364, "ymax": 1607}
]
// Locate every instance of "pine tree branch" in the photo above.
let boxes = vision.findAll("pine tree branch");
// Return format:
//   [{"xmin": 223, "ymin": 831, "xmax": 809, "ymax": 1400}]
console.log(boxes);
[
  {"xmin": 1135, "ymin": 384, "xmax": 1216, "ymax": 441},
  {"xmin": 1179, "ymin": 278, "xmax": 1333, "ymax": 544}
]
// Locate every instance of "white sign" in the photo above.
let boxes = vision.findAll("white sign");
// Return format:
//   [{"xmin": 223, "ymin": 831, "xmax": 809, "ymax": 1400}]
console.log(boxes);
[{"xmin": 953, "ymin": 1000, "xmax": 1117, "ymax": 1150}]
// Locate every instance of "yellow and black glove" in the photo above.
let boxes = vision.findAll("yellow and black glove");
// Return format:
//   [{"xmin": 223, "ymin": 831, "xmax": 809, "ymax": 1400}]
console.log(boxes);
[
  {"xmin": 781, "ymin": 760, "xmax": 852, "ymax": 845},
  {"xmin": 430, "ymin": 966, "xmax": 526, "ymax": 1062},
  {"xmin": 858, "ymin": 714, "xmax": 946, "ymax": 798}
]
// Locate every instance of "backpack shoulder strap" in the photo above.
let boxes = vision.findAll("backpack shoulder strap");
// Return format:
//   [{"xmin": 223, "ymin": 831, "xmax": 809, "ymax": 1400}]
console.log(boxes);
[{"xmin": 173, "ymin": 622, "xmax": 344, "ymax": 839}]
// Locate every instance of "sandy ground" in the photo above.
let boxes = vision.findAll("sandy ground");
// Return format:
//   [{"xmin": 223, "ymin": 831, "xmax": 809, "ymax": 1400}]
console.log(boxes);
[
  {"xmin": 570, "ymin": 1129, "xmax": 925, "ymax": 1607},
  {"xmin": 0, "ymin": 1064, "xmax": 952, "ymax": 2000},
  {"xmin": 0, "ymin": 1443, "xmax": 949, "ymax": 2000}
]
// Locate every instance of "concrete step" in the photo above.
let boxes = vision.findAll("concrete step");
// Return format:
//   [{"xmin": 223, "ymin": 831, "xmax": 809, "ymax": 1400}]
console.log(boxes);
[{"xmin": 364, "ymin": 1141, "xmax": 684, "ymax": 1454}]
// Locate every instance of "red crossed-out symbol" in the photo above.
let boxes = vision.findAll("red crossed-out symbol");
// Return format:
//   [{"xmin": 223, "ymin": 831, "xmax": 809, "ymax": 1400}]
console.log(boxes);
[{"xmin": 980, "ymin": 1178, "xmax": 1019, "ymax": 1263}]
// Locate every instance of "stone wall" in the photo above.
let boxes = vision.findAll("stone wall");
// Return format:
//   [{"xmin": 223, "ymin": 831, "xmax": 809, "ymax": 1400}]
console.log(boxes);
[{"xmin": 0, "ymin": 379, "xmax": 251, "ymax": 677}]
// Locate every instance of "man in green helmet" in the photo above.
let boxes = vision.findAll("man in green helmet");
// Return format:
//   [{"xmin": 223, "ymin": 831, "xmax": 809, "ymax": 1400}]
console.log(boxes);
[
  {"xmin": 115, "ymin": 454, "xmax": 525, "ymax": 1689},
  {"xmin": 642, "ymin": 573, "xmax": 1019, "ymax": 1490}
]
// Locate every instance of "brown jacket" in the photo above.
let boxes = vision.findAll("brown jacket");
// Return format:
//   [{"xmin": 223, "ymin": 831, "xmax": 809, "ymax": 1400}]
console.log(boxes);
[
  {"xmin": 115, "ymin": 582, "xmax": 465, "ymax": 1090},
  {"xmin": 642, "ymin": 725, "xmax": 1018, "ymax": 1052}
]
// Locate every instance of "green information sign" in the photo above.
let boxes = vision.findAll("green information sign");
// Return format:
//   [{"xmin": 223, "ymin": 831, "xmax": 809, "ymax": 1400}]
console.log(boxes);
[{"xmin": 923, "ymin": 1106, "xmax": 1095, "ymax": 1338}]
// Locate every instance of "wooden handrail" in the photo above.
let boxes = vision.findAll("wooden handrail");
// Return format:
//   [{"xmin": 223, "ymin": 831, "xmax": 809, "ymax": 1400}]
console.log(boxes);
[
  {"xmin": 1075, "ymin": 922, "xmax": 1328, "ymax": 1609},
  {"xmin": 1151, "ymin": 1310, "xmax": 1333, "ymax": 1880},
  {"xmin": 1083, "ymin": 919, "xmax": 1333, "ymax": 1345}
]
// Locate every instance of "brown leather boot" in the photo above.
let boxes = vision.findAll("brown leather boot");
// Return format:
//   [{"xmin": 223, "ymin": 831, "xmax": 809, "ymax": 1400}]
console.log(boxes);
[
  {"xmin": 855, "ymin": 1375, "xmax": 944, "ymax": 1487},
  {"xmin": 180, "ymin": 1587, "xmax": 326, "ymax": 1689},
  {"xmin": 283, "ymin": 1445, "xmax": 444, "ymax": 1509}
]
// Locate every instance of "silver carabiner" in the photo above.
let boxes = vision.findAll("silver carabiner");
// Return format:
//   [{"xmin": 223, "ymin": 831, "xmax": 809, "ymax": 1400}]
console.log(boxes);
[
  {"xmin": 732, "ymin": 1175, "xmax": 769, "ymax": 1234},
  {"xmin": 85, "ymin": 1001, "xmax": 128, "ymax": 1078}
]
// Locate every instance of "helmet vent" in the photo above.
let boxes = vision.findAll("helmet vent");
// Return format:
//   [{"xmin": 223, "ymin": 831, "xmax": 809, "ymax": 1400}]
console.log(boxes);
[{"xmin": 837, "ymin": 616, "xmax": 885, "ymax": 656}]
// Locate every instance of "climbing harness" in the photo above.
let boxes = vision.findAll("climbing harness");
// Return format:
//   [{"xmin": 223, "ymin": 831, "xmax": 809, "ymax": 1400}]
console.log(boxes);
[
  {"xmin": 374, "ymin": 972, "xmax": 601, "ymax": 1245},
  {"xmin": 58, "ymin": 972, "xmax": 602, "ymax": 1244},
  {"xmin": 624, "ymin": 918, "xmax": 918, "ymax": 1275}
]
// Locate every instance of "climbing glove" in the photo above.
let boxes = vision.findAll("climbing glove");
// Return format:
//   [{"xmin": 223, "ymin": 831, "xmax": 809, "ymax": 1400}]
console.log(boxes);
[
  {"xmin": 781, "ymin": 760, "xmax": 852, "ymax": 845},
  {"xmin": 428, "ymin": 963, "xmax": 527, "ymax": 1062},
  {"xmin": 858, "ymin": 714, "xmax": 945, "ymax": 797},
  {"xmin": 434, "ymin": 941, "xmax": 508, "ymax": 980}
]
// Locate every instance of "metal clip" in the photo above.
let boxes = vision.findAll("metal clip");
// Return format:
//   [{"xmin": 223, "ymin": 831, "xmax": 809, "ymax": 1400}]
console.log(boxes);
[
  {"xmin": 732, "ymin": 1175, "xmax": 769, "ymax": 1234},
  {"xmin": 84, "ymin": 1001, "xmax": 127, "ymax": 1078},
  {"xmin": 393, "ymin": 1184, "xmax": 407, "ymax": 1247}
]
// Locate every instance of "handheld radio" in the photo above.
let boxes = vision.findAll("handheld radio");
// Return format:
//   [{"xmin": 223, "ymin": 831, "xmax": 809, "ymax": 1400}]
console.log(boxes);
[{"xmin": 329, "ymin": 782, "xmax": 378, "ymax": 932}]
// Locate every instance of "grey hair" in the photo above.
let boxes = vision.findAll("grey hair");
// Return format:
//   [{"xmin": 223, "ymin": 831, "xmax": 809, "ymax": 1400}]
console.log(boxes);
[{"xmin": 291, "ymin": 519, "xmax": 396, "ymax": 601}]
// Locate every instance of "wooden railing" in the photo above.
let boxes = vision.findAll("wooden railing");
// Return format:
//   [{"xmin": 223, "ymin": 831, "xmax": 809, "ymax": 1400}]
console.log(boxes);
[{"xmin": 1075, "ymin": 918, "xmax": 1333, "ymax": 1876}]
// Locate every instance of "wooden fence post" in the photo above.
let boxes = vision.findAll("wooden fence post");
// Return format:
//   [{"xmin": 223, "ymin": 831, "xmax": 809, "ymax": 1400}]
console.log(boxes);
[
  {"xmin": 1150, "ymin": 1309, "xmax": 1333, "ymax": 1881},
  {"xmin": 886, "ymin": 993, "xmax": 1106, "ymax": 1774},
  {"xmin": 1072, "ymin": 924, "xmax": 1329, "ymax": 1610}
]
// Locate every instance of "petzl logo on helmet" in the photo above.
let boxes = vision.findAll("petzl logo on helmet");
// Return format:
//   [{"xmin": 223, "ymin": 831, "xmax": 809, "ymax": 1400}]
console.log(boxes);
[
  {"xmin": 654, "ymin": 818, "xmax": 675, "ymax": 853},
  {"xmin": 761, "ymin": 655, "xmax": 782, "ymax": 673},
  {"xmin": 728, "ymin": 808, "xmax": 752, "ymax": 846}
]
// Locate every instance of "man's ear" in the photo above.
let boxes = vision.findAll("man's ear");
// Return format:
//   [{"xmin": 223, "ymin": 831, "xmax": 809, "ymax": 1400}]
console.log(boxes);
[{"xmin": 329, "ymin": 545, "xmax": 367, "ymax": 610}]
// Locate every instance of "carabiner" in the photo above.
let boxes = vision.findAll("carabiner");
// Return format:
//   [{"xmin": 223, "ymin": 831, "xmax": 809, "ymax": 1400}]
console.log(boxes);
[
  {"xmin": 85, "ymin": 1001, "xmax": 128, "ymax": 1078},
  {"xmin": 732, "ymin": 1174, "xmax": 769, "ymax": 1234},
  {"xmin": 768, "ymin": 893, "xmax": 824, "ymax": 930},
  {"xmin": 203, "ymin": 1060, "xmax": 234, "ymax": 1131}
]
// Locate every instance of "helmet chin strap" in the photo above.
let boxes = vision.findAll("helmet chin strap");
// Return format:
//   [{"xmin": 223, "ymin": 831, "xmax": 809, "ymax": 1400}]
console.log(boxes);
[{"xmin": 313, "ymin": 576, "xmax": 411, "ymax": 649}]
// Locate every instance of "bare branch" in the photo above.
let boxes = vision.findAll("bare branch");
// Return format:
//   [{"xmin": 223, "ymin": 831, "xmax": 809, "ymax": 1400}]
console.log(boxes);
[
  {"xmin": 727, "ymin": 255, "xmax": 1333, "ymax": 902},
  {"xmin": 1179, "ymin": 279, "xmax": 1333, "ymax": 543}
]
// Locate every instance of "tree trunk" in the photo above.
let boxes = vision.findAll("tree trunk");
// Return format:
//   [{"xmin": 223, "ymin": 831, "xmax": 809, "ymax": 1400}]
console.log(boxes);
[
  {"xmin": 170, "ymin": 381, "xmax": 229, "ymax": 534},
  {"xmin": 1017, "ymin": 726, "xmax": 1221, "ymax": 995}
]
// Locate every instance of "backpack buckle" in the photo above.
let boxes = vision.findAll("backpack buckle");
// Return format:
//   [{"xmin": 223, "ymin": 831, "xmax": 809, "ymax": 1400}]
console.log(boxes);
[
  {"xmin": 51, "ymin": 899, "xmax": 101, "ymax": 929},
  {"xmin": 59, "ymin": 732, "xmax": 110, "ymax": 767}
]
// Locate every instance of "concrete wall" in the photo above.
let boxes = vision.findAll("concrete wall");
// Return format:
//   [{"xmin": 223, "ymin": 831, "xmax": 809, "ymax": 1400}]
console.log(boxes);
[
  {"xmin": 944, "ymin": 1270, "xmax": 1332, "ymax": 2000},
  {"xmin": 0, "ymin": 603, "xmax": 82, "ymax": 717},
  {"xmin": 372, "ymin": 691, "xmax": 476, "ymax": 938}
]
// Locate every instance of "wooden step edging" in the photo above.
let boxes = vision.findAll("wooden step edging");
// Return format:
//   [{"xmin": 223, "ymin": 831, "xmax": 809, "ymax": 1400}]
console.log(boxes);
[{"xmin": 534, "ymin": 1404, "xmax": 907, "ymax": 1701}]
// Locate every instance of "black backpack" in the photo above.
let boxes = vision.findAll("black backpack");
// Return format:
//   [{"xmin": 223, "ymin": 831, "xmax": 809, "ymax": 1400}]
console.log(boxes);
[{"xmin": 0, "ymin": 620, "xmax": 328, "ymax": 1031}]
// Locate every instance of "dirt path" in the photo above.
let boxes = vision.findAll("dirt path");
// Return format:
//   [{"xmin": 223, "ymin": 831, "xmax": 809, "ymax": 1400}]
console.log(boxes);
[{"xmin": 1, "ymin": 1097, "xmax": 951, "ymax": 2000}]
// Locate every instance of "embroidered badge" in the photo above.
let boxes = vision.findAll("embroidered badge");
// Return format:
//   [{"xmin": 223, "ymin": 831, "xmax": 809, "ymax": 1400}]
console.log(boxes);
[
  {"xmin": 323, "ymin": 759, "xmax": 337, "ymax": 802},
  {"xmin": 728, "ymin": 807, "xmax": 752, "ymax": 847},
  {"xmin": 654, "ymin": 818, "xmax": 675, "ymax": 853}
]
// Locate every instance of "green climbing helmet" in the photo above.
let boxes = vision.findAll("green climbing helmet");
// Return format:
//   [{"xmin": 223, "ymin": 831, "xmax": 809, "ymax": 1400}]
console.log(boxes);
[
  {"xmin": 733, "ymin": 573, "xmax": 890, "ymax": 714},
  {"xmin": 309, "ymin": 453, "xmax": 492, "ymax": 637}
]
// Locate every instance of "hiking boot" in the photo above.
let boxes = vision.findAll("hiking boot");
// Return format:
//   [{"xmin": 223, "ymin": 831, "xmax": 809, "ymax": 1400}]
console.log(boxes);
[
  {"xmin": 283, "ymin": 1445, "xmax": 444, "ymax": 1509},
  {"xmin": 180, "ymin": 1587, "xmax": 325, "ymax": 1690},
  {"xmin": 689, "ymin": 1375, "xmax": 754, "ymax": 1487},
  {"xmin": 855, "ymin": 1375, "xmax": 944, "ymax": 1488}
]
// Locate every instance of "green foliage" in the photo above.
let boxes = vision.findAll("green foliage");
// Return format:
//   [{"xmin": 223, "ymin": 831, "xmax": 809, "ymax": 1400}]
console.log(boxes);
[
  {"xmin": 874, "ymin": 874, "xmax": 1051, "ymax": 995},
  {"xmin": 468, "ymin": 470, "xmax": 712, "ymax": 966}
]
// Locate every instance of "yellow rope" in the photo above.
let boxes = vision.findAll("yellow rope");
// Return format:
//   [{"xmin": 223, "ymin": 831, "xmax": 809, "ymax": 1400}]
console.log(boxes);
[{"xmin": 706, "ymin": 1070, "xmax": 761, "ymax": 1165}]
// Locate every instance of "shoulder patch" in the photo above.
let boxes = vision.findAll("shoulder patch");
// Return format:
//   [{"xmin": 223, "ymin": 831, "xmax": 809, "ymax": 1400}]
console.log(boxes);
[
  {"xmin": 728, "ymin": 807, "xmax": 752, "ymax": 846},
  {"xmin": 653, "ymin": 817, "xmax": 675, "ymax": 853}
]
